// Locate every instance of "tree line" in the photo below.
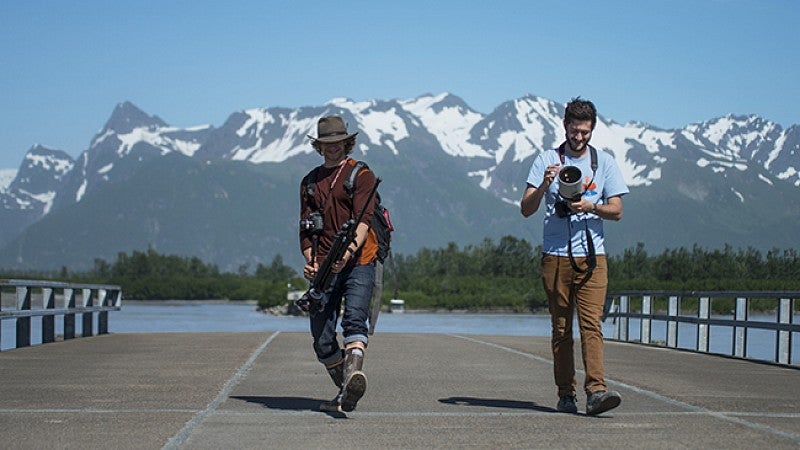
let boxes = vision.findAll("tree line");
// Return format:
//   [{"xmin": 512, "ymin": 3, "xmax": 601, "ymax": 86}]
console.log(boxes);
[{"xmin": 2, "ymin": 238, "xmax": 799, "ymax": 312}]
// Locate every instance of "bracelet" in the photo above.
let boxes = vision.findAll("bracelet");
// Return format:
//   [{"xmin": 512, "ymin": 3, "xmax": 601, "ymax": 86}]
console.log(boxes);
[
  {"xmin": 347, "ymin": 247, "xmax": 357, "ymax": 257},
  {"xmin": 591, "ymin": 203, "xmax": 598, "ymax": 213}
]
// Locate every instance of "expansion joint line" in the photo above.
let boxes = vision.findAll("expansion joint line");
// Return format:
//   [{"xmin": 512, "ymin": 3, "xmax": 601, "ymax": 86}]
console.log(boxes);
[
  {"xmin": 162, "ymin": 331, "xmax": 281, "ymax": 450},
  {"xmin": 448, "ymin": 333, "xmax": 800, "ymax": 445}
]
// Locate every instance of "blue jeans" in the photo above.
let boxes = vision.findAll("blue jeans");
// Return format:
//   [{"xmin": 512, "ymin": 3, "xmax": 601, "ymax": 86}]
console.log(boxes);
[{"xmin": 309, "ymin": 262, "xmax": 375, "ymax": 365}]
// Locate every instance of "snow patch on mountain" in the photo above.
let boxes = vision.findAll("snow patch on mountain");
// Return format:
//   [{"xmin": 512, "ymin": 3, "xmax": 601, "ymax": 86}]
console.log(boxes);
[
  {"xmin": 778, "ymin": 166, "xmax": 799, "ymax": 185},
  {"xmin": 76, "ymin": 178, "xmax": 88, "ymax": 203},
  {"xmin": 767, "ymin": 132, "xmax": 788, "ymax": 168},
  {"xmin": 358, "ymin": 107, "xmax": 410, "ymax": 149},
  {"xmin": 507, "ymin": 96, "xmax": 563, "ymax": 162},
  {"xmin": 26, "ymin": 148, "xmax": 74, "ymax": 178},
  {"xmin": 236, "ymin": 109, "xmax": 275, "ymax": 137},
  {"xmin": 468, "ymin": 169, "xmax": 492, "ymax": 189},
  {"xmin": 758, "ymin": 173, "xmax": 774, "ymax": 186},
  {"xmin": 593, "ymin": 121, "xmax": 672, "ymax": 187},
  {"xmin": 400, "ymin": 93, "xmax": 487, "ymax": 158},
  {"xmin": 328, "ymin": 97, "xmax": 373, "ymax": 113},
  {"xmin": 245, "ymin": 111, "xmax": 317, "ymax": 163},
  {"xmin": 731, "ymin": 187, "xmax": 744, "ymax": 203},
  {"xmin": 116, "ymin": 126, "xmax": 203, "ymax": 157},
  {"xmin": 685, "ymin": 115, "xmax": 781, "ymax": 160},
  {"xmin": 0, "ymin": 169, "xmax": 18, "ymax": 191}
]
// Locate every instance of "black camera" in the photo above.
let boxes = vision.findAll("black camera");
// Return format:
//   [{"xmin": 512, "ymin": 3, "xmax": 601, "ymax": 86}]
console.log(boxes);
[
  {"xmin": 295, "ymin": 288, "xmax": 324, "ymax": 314},
  {"xmin": 299, "ymin": 211, "xmax": 324, "ymax": 234},
  {"xmin": 554, "ymin": 200, "xmax": 571, "ymax": 218}
]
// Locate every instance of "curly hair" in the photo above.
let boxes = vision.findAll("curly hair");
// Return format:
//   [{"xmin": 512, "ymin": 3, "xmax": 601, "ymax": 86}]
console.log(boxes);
[
  {"xmin": 564, "ymin": 97, "xmax": 597, "ymax": 129},
  {"xmin": 312, "ymin": 136, "xmax": 356, "ymax": 155}
]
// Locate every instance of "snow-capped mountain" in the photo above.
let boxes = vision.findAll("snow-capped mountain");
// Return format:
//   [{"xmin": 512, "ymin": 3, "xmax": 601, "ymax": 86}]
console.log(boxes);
[
  {"xmin": 1, "ymin": 93, "xmax": 798, "ymax": 271},
  {"xmin": 1, "ymin": 145, "xmax": 73, "ymax": 215},
  {"xmin": 60, "ymin": 101, "xmax": 213, "ymax": 205}
]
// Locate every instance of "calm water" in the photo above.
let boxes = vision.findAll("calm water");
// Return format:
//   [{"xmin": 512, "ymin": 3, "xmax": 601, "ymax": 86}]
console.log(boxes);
[
  {"xmin": 107, "ymin": 301, "xmax": 561, "ymax": 335},
  {"xmin": 2, "ymin": 301, "xmax": 798, "ymax": 365}
]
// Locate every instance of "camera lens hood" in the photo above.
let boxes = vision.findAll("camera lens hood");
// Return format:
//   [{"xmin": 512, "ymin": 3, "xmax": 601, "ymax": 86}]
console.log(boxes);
[{"xmin": 558, "ymin": 166, "xmax": 584, "ymax": 201}]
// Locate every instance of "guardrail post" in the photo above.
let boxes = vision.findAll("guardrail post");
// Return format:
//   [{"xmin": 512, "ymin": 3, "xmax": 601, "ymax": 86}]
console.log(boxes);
[
  {"xmin": 641, "ymin": 295, "xmax": 652, "ymax": 344},
  {"xmin": 619, "ymin": 296, "xmax": 629, "ymax": 341},
  {"xmin": 64, "ymin": 288, "xmax": 76, "ymax": 340},
  {"xmin": 609, "ymin": 297, "xmax": 620, "ymax": 339},
  {"xmin": 97, "ymin": 289, "xmax": 109, "ymax": 335},
  {"xmin": 667, "ymin": 295, "xmax": 679, "ymax": 348},
  {"xmin": 16, "ymin": 286, "xmax": 32, "ymax": 348},
  {"xmin": 42, "ymin": 287, "xmax": 56, "ymax": 343},
  {"xmin": 776, "ymin": 298, "xmax": 792, "ymax": 365},
  {"xmin": 82, "ymin": 288, "xmax": 93, "ymax": 337},
  {"xmin": 734, "ymin": 297, "xmax": 748, "ymax": 358},
  {"xmin": 697, "ymin": 296, "xmax": 710, "ymax": 352}
]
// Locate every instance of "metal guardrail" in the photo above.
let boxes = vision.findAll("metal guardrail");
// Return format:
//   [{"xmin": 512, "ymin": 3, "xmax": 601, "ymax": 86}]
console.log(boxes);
[
  {"xmin": 1, "ymin": 279, "xmax": 122, "ymax": 351},
  {"xmin": 603, "ymin": 291, "xmax": 799, "ymax": 367}
]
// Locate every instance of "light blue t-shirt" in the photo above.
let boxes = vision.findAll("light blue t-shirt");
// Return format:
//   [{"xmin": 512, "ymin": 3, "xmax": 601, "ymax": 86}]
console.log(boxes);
[{"xmin": 526, "ymin": 145, "xmax": 629, "ymax": 256}]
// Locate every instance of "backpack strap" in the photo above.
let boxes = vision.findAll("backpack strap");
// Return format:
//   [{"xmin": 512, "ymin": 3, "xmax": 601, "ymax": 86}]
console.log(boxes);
[
  {"xmin": 303, "ymin": 167, "xmax": 320, "ymax": 208},
  {"xmin": 344, "ymin": 160, "xmax": 369, "ymax": 198}
]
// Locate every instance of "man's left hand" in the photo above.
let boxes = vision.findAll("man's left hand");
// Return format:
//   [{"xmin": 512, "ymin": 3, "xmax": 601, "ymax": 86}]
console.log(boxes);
[
  {"xmin": 569, "ymin": 199, "xmax": 593, "ymax": 214},
  {"xmin": 332, "ymin": 252, "xmax": 351, "ymax": 273}
]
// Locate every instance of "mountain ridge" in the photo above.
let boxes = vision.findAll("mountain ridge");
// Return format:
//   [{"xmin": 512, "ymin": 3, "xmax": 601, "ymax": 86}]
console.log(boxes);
[{"xmin": 1, "ymin": 93, "xmax": 798, "ymax": 272}]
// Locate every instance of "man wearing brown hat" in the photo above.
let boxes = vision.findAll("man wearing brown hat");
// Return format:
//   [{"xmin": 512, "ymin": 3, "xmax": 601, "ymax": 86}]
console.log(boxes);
[{"xmin": 299, "ymin": 115, "xmax": 380, "ymax": 413}]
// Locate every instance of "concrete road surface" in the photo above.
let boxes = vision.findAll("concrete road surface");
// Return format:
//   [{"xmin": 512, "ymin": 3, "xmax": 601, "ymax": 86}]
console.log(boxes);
[{"xmin": 1, "ymin": 332, "xmax": 798, "ymax": 449}]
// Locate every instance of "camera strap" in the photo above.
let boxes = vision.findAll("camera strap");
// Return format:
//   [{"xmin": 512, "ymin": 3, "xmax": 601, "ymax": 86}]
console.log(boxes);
[
  {"xmin": 304, "ymin": 160, "xmax": 349, "ymax": 265},
  {"xmin": 303, "ymin": 158, "xmax": 350, "ymax": 210},
  {"xmin": 558, "ymin": 142, "xmax": 598, "ymax": 275},
  {"xmin": 567, "ymin": 218, "xmax": 596, "ymax": 275},
  {"xmin": 558, "ymin": 143, "xmax": 598, "ymax": 175}
]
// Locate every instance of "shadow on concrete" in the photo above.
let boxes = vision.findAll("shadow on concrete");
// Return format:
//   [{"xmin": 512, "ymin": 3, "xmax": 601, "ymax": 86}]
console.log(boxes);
[
  {"xmin": 438, "ymin": 396, "xmax": 556, "ymax": 413},
  {"xmin": 231, "ymin": 396, "xmax": 347, "ymax": 418}
]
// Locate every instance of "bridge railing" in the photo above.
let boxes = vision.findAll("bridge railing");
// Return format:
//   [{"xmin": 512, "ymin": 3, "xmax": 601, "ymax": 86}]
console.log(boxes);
[
  {"xmin": 603, "ymin": 290, "xmax": 799, "ymax": 367},
  {"xmin": 0, "ymin": 279, "xmax": 122, "ymax": 351}
]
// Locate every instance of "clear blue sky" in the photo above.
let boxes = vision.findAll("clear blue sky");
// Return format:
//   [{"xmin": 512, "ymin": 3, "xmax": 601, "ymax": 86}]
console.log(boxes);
[{"xmin": 2, "ymin": 0, "xmax": 798, "ymax": 169}]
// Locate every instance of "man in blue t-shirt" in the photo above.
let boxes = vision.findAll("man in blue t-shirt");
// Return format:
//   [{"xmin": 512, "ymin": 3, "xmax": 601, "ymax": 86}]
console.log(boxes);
[{"xmin": 521, "ymin": 97, "xmax": 629, "ymax": 416}]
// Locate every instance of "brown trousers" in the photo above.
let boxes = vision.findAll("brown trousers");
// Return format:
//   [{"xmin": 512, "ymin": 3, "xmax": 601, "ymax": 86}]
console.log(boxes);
[{"xmin": 541, "ymin": 254, "xmax": 608, "ymax": 397}]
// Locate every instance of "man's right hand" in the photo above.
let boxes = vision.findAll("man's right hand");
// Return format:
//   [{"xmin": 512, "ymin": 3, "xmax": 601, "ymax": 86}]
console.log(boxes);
[
  {"xmin": 303, "ymin": 261, "xmax": 318, "ymax": 281},
  {"xmin": 542, "ymin": 163, "xmax": 561, "ymax": 187}
]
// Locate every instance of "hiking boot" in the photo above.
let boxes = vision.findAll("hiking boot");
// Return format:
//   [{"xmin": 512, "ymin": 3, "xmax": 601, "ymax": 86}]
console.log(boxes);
[
  {"xmin": 325, "ymin": 357, "xmax": 344, "ymax": 388},
  {"xmin": 586, "ymin": 390, "xmax": 621, "ymax": 415},
  {"xmin": 556, "ymin": 395, "xmax": 578, "ymax": 413},
  {"xmin": 319, "ymin": 391, "xmax": 343, "ymax": 412},
  {"xmin": 339, "ymin": 348, "xmax": 367, "ymax": 412}
]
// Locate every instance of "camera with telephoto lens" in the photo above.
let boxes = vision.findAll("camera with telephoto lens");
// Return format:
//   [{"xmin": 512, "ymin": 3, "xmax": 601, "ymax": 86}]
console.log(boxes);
[
  {"xmin": 295, "ymin": 288, "xmax": 324, "ymax": 314},
  {"xmin": 554, "ymin": 166, "xmax": 584, "ymax": 218},
  {"xmin": 299, "ymin": 211, "xmax": 324, "ymax": 234}
]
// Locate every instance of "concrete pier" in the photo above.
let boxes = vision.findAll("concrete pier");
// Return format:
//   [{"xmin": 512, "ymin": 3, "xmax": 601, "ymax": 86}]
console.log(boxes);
[{"xmin": 0, "ymin": 332, "xmax": 798, "ymax": 449}]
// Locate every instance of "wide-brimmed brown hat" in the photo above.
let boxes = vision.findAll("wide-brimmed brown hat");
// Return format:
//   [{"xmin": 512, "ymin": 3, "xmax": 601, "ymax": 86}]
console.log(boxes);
[{"xmin": 307, "ymin": 116, "xmax": 358, "ymax": 143}]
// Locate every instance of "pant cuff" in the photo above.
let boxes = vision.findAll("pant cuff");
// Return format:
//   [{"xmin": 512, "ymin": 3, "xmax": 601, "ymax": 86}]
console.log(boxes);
[{"xmin": 343, "ymin": 334, "xmax": 368, "ymax": 347}]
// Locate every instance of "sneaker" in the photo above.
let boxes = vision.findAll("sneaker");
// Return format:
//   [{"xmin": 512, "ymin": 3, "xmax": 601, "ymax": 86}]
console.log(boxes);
[
  {"xmin": 586, "ymin": 390, "xmax": 621, "ymax": 415},
  {"xmin": 556, "ymin": 395, "xmax": 578, "ymax": 413}
]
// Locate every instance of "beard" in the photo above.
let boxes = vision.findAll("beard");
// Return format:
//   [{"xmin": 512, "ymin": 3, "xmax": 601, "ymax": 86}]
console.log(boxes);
[{"xmin": 567, "ymin": 138, "xmax": 588, "ymax": 153}]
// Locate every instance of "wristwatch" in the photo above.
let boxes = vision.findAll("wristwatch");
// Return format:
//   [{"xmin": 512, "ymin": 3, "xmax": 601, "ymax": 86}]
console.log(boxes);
[{"xmin": 591, "ymin": 203, "xmax": 598, "ymax": 213}]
